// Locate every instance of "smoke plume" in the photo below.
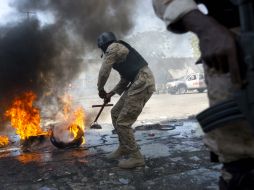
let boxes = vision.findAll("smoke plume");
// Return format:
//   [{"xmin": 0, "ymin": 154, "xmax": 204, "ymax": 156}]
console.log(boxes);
[{"xmin": 0, "ymin": 0, "xmax": 136, "ymax": 118}]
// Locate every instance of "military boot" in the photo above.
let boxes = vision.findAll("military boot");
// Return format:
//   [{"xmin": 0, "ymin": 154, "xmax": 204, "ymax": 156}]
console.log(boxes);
[
  {"xmin": 106, "ymin": 146, "xmax": 129, "ymax": 160},
  {"xmin": 118, "ymin": 150, "xmax": 145, "ymax": 169}
]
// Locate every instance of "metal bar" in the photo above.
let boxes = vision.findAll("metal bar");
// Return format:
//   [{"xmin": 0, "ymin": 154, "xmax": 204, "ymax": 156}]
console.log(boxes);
[
  {"xmin": 93, "ymin": 102, "xmax": 109, "ymax": 123},
  {"xmin": 92, "ymin": 104, "xmax": 113, "ymax": 108}
]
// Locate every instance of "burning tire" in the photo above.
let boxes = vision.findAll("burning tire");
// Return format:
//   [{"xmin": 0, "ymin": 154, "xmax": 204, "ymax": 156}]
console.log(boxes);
[{"xmin": 49, "ymin": 125, "xmax": 84, "ymax": 149}]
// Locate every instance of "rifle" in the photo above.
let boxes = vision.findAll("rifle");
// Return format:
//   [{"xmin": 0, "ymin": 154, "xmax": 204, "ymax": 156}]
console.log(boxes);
[
  {"xmin": 197, "ymin": 0, "xmax": 254, "ymax": 132},
  {"xmin": 233, "ymin": 0, "xmax": 254, "ymax": 128}
]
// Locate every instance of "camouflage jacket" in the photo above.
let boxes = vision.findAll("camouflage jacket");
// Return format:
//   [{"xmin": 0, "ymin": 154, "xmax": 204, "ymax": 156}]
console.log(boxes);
[
  {"xmin": 97, "ymin": 42, "xmax": 130, "ymax": 95},
  {"xmin": 97, "ymin": 42, "xmax": 155, "ymax": 95}
]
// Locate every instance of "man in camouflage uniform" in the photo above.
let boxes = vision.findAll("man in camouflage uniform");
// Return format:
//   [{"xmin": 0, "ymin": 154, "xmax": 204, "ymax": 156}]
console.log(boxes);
[
  {"xmin": 153, "ymin": 1, "xmax": 254, "ymax": 189},
  {"xmin": 97, "ymin": 32, "xmax": 155, "ymax": 169}
]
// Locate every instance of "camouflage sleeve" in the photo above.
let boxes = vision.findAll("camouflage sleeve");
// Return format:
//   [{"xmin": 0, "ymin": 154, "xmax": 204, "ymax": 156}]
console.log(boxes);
[
  {"xmin": 97, "ymin": 59, "xmax": 112, "ymax": 91},
  {"xmin": 112, "ymin": 77, "xmax": 130, "ymax": 95},
  {"xmin": 152, "ymin": 0, "xmax": 197, "ymax": 27},
  {"xmin": 97, "ymin": 42, "xmax": 129, "ymax": 91}
]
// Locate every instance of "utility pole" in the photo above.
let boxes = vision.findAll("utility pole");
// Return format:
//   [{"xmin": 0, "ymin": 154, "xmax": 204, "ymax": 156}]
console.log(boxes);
[{"xmin": 22, "ymin": 11, "xmax": 36, "ymax": 20}]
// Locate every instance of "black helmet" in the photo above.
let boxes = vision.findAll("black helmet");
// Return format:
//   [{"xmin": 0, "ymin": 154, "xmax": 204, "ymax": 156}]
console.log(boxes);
[{"xmin": 97, "ymin": 32, "xmax": 117, "ymax": 49}]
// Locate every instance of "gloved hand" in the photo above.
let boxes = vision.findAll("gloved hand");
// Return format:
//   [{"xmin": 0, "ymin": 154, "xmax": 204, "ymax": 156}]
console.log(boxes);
[
  {"xmin": 98, "ymin": 89, "xmax": 107, "ymax": 99},
  {"xmin": 104, "ymin": 91, "xmax": 115, "ymax": 103}
]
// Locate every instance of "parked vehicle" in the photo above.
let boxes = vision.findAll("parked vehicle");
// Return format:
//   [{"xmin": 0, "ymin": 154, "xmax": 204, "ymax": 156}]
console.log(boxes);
[
  {"xmin": 155, "ymin": 84, "xmax": 167, "ymax": 94},
  {"xmin": 166, "ymin": 73, "xmax": 206, "ymax": 94}
]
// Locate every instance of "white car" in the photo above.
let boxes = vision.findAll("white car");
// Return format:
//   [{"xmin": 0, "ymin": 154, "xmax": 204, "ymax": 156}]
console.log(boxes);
[{"xmin": 166, "ymin": 73, "xmax": 207, "ymax": 94}]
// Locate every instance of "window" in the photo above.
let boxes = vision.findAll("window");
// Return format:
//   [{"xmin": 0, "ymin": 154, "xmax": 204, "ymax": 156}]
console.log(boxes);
[
  {"xmin": 188, "ymin": 75, "xmax": 196, "ymax": 81},
  {"xmin": 199, "ymin": 74, "xmax": 204, "ymax": 79}
]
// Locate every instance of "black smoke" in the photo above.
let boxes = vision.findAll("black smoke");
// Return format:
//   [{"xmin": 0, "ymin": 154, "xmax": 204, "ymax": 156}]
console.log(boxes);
[
  {"xmin": 12, "ymin": 0, "xmax": 136, "ymax": 48},
  {"xmin": 0, "ymin": 0, "xmax": 135, "ymax": 102},
  {"xmin": 0, "ymin": 0, "xmax": 136, "ymax": 117},
  {"xmin": 0, "ymin": 20, "xmax": 77, "ymax": 98}
]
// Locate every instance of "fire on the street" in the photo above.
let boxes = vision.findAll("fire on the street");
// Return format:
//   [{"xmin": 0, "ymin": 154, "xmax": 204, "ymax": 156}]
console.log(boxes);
[
  {"xmin": 2, "ymin": 91, "xmax": 86, "ymax": 148},
  {"xmin": 61, "ymin": 94, "xmax": 86, "ymax": 144},
  {"xmin": 69, "ymin": 108, "xmax": 86, "ymax": 144},
  {"xmin": 5, "ymin": 91, "xmax": 49, "ymax": 140},
  {"xmin": 0, "ymin": 136, "xmax": 9, "ymax": 148}
]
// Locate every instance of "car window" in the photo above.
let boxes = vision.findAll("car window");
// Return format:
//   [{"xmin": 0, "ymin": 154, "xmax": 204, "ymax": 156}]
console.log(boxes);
[{"xmin": 199, "ymin": 74, "xmax": 204, "ymax": 79}]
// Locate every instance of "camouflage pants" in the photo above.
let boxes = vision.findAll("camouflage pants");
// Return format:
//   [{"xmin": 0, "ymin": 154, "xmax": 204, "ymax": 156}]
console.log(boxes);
[
  {"xmin": 111, "ymin": 88, "xmax": 154, "ymax": 152},
  {"xmin": 203, "ymin": 65, "xmax": 254, "ymax": 163},
  {"xmin": 111, "ymin": 69, "xmax": 155, "ymax": 153}
]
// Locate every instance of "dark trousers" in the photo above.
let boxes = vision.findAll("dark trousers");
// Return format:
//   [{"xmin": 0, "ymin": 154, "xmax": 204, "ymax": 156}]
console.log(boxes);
[{"xmin": 219, "ymin": 158, "xmax": 254, "ymax": 190}]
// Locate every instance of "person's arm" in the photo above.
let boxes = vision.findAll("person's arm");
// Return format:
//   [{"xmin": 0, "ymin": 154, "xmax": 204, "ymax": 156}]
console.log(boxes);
[
  {"xmin": 112, "ymin": 77, "xmax": 130, "ymax": 95},
  {"xmin": 103, "ymin": 78, "xmax": 129, "ymax": 103},
  {"xmin": 153, "ymin": 0, "xmax": 242, "ymax": 86},
  {"xmin": 97, "ymin": 43, "xmax": 130, "ymax": 99},
  {"xmin": 110, "ymin": 44, "xmax": 130, "ymax": 95},
  {"xmin": 152, "ymin": 0, "xmax": 198, "ymax": 33},
  {"xmin": 179, "ymin": 10, "xmax": 242, "ymax": 86},
  {"xmin": 97, "ymin": 60, "xmax": 112, "ymax": 93}
]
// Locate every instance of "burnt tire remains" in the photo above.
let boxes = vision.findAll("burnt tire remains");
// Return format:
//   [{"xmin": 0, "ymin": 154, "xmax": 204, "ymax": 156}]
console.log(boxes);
[{"xmin": 50, "ymin": 125, "xmax": 84, "ymax": 149}]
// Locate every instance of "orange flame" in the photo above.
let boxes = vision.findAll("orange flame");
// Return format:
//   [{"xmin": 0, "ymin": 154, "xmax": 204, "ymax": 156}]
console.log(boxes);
[
  {"xmin": 0, "ymin": 135, "xmax": 9, "ymax": 148},
  {"xmin": 69, "ymin": 107, "xmax": 86, "ymax": 144},
  {"xmin": 61, "ymin": 94, "xmax": 86, "ymax": 143},
  {"xmin": 5, "ymin": 91, "xmax": 48, "ymax": 140}
]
